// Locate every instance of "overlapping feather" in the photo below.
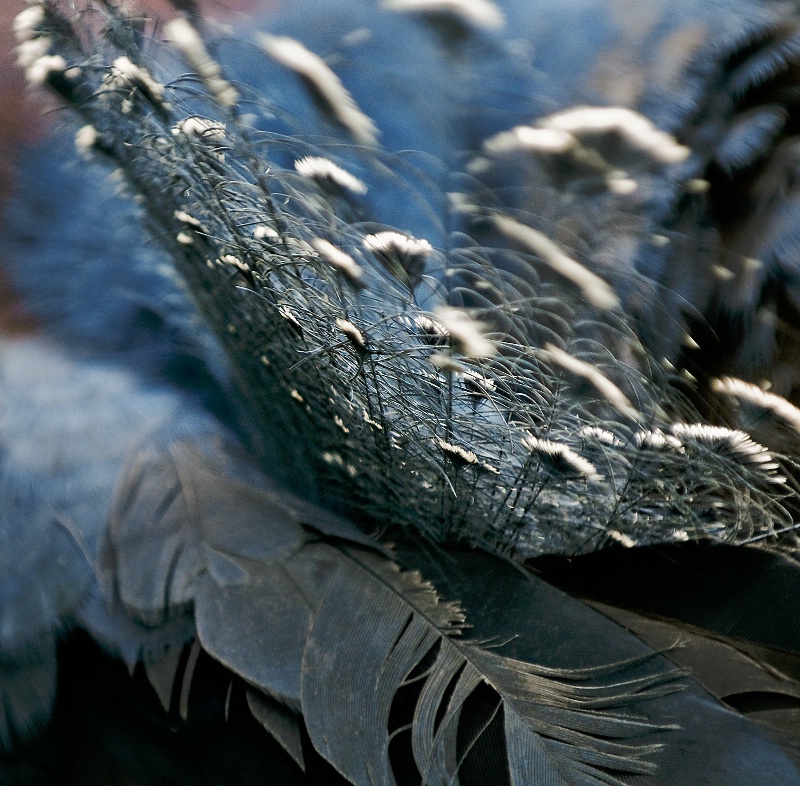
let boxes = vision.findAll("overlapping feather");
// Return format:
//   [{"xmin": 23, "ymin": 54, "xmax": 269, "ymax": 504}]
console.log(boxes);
[{"xmin": 4, "ymin": 1, "xmax": 800, "ymax": 783}]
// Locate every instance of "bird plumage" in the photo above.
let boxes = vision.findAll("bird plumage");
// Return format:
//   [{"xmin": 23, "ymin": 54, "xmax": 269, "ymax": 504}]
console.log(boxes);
[{"xmin": 2, "ymin": 0, "xmax": 800, "ymax": 782}]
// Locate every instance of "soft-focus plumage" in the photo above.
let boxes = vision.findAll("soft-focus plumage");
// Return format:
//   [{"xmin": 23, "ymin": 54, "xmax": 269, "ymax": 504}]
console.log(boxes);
[{"xmin": 2, "ymin": 0, "xmax": 800, "ymax": 783}]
